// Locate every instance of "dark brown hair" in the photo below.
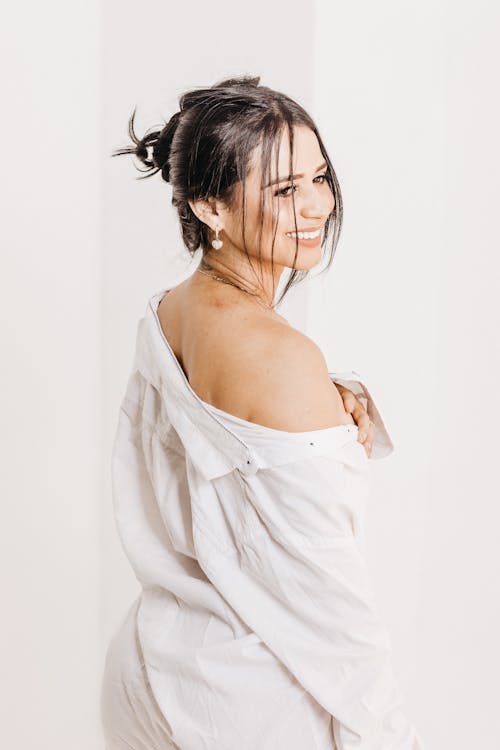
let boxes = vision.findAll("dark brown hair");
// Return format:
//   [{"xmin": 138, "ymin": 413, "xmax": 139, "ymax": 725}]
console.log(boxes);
[{"xmin": 112, "ymin": 74, "xmax": 343, "ymax": 306}]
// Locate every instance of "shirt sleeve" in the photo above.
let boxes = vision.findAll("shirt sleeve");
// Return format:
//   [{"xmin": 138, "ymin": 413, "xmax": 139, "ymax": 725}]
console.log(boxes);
[{"xmin": 190, "ymin": 449, "xmax": 424, "ymax": 750}]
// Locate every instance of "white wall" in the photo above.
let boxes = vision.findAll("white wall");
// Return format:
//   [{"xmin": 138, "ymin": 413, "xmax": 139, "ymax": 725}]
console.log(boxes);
[
  {"xmin": 0, "ymin": 1, "xmax": 102, "ymax": 747},
  {"xmin": 311, "ymin": 2, "xmax": 500, "ymax": 748}
]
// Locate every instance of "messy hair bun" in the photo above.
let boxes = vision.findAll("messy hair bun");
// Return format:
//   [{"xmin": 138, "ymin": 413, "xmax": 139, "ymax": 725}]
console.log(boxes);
[
  {"xmin": 112, "ymin": 108, "xmax": 181, "ymax": 181},
  {"xmin": 112, "ymin": 74, "xmax": 342, "ymax": 302}
]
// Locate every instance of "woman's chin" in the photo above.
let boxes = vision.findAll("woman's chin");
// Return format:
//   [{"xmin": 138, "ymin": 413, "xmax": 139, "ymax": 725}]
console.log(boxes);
[{"xmin": 286, "ymin": 245, "xmax": 323, "ymax": 270}]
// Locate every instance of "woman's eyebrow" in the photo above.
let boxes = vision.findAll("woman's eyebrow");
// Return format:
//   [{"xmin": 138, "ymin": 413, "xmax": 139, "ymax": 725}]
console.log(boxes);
[{"xmin": 264, "ymin": 161, "xmax": 327, "ymax": 188}]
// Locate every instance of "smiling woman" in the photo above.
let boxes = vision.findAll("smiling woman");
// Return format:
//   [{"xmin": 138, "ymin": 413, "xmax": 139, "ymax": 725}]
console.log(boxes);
[{"xmin": 103, "ymin": 75, "xmax": 424, "ymax": 750}]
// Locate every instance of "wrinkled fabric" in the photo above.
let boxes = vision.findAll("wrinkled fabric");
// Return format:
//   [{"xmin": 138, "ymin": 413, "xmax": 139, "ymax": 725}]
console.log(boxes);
[
  {"xmin": 101, "ymin": 597, "xmax": 179, "ymax": 749},
  {"xmin": 100, "ymin": 287, "xmax": 424, "ymax": 750}
]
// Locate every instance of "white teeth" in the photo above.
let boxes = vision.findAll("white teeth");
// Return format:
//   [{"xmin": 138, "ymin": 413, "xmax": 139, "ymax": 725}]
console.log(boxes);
[{"xmin": 285, "ymin": 228, "xmax": 321, "ymax": 240}]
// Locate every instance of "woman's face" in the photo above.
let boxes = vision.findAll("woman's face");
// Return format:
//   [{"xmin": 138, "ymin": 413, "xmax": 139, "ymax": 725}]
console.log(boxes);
[{"xmin": 223, "ymin": 125, "xmax": 335, "ymax": 272}]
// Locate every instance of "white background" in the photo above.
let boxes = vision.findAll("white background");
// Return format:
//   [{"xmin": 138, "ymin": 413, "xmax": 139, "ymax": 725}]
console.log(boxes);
[{"xmin": 1, "ymin": 1, "xmax": 498, "ymax": 747}]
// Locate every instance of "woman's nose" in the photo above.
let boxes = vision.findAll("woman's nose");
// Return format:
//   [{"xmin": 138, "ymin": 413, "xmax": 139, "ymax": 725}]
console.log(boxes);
[
  {"xmin": 301, "ymin": 195, "xmax": 333, "ymax": 219},
  {"xmin": 300, "ymin": 191, "xmax": 332, "ymax": 219}
]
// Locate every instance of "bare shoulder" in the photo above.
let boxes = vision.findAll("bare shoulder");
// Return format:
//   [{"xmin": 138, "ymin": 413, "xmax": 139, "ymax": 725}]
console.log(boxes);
[
  {"xmin": 158, "ymin": 279, "xmax": 352, "ymax": 431},
  {"xmin": 219, "ymin": 319, "xmax": 353, "ymax": 432}
]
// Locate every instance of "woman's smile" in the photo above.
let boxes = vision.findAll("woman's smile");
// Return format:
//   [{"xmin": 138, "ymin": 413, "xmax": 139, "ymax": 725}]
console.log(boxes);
[{"xmin": 285, "ymin": 225, "xmax": 324, "ymax": 246}]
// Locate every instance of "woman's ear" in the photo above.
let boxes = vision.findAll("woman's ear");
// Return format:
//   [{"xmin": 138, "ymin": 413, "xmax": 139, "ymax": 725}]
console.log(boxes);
[{"xmin": 188, "ymin": 197, "xmax": 226, "ymax": 231}]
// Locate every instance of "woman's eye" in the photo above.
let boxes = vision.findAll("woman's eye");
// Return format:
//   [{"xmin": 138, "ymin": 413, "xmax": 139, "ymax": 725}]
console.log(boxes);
[
  {"xmin": 274, "ymin": 173, "xmax": 329, "ymax": 198},
  {"xmin": 275, "ymin": 185, "xmax": 295, "ymax": 197}
]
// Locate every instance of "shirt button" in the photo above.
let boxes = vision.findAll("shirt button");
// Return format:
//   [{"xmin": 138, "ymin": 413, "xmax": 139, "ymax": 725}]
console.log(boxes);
[{"xmin": 240, "ymin": 455, "xmax": 257, "ymax": 475}]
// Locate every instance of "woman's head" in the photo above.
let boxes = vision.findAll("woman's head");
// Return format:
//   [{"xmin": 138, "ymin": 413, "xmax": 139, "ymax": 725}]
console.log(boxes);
[{"xmin": 113, "ymin": 75, "xmax": 343, "ymax": 306}]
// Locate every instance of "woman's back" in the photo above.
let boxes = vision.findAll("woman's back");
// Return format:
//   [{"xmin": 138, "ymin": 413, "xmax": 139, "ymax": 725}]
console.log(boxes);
[{"xmin": 156, "ymin": 275, "xmax": 355, "ymax": 432}]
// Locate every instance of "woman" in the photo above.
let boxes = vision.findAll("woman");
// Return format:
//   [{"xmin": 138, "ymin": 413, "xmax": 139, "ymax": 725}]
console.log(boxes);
[{"xmin": 101, "ymin": 75, "xmax": 424, "ymax": 749}]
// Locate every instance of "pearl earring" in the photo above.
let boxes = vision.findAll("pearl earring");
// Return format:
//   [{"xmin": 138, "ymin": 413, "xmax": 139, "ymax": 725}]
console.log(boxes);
[{"xmin": 211, "ymin": 226, "xmax": 223, "ymax": 250}]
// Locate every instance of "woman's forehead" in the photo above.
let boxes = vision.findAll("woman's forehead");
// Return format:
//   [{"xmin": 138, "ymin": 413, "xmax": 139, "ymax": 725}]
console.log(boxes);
[{"xmin": 247, "ymin": 127, "xmax": 323, "ymax": 183}]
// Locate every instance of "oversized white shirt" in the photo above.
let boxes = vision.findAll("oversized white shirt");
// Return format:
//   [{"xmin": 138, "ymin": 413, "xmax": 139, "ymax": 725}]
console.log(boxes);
[{"xmin": 109, "ymin": 286, "xmax": 424, "ymax": 750}]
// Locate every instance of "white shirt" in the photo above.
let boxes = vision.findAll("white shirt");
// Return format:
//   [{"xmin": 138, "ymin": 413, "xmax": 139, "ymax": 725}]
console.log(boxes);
[{"xmin": 106, "ymin": 286, "xmax": 424, "ymax": 750}]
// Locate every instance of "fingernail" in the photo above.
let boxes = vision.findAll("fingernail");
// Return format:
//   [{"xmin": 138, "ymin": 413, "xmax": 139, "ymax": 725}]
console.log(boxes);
[{"xmin": 359, "ymin": 431, "xmax": 367, "ymax": 441}]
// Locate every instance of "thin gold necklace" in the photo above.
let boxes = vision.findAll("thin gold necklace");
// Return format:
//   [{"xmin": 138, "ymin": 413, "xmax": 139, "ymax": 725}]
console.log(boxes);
[{"xmin": 196, "ymin": 262, "xmax": 276, "ymax": 311}]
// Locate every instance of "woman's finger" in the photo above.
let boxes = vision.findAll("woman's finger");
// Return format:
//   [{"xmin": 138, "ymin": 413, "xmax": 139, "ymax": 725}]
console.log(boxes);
[{"xmin": 336, "ymin": 386, "xmax": 374, "ymax": 456}]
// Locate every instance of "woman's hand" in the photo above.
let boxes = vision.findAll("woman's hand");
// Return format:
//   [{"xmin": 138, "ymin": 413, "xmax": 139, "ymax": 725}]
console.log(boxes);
[{"xmin": 336, "ymin": 384, "xmax": 375, "ymax": 458}]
